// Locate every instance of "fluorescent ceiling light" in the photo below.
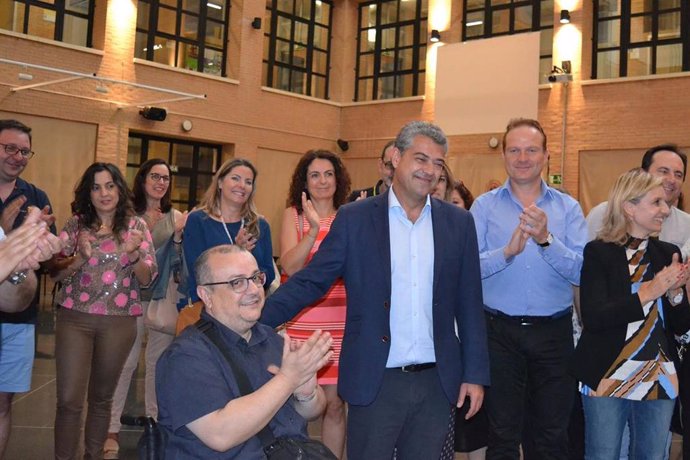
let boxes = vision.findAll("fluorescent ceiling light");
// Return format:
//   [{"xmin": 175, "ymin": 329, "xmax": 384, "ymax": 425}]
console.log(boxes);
[
  {"xmin": 207, "ymin": 2, "xmax": 222, "ymax": 10},
  {"xmin": 466, "ymin": 20, "xmax": 483, "ymax": 27}
]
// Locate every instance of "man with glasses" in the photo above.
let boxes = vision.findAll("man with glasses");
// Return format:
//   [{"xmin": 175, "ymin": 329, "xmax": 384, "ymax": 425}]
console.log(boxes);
[
  {"xmin": 0, "ymin": 119, "xmax": 56, "ymax": 458},
  {"xmin": 156, "ymin": 245, "xmax": 333, "ymax": 458},
  {"xmin": 348, "ymin": 140, "xmax": 396, "ymax": 201}
]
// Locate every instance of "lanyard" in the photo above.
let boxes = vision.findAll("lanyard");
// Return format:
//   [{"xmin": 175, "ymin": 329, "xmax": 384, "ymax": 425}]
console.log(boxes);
[{"xmin": 220, "ymin": 216, "xmax": 244, "ymax": 245}]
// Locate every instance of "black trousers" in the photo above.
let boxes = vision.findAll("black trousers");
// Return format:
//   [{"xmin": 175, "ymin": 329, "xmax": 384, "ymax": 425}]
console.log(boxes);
[
  {"xmin": 347, "ymin": 366, "xmax": 452, "ymax": 460},
  {"xmin": 484, "ymin": 311, "xmax": 575, "ymax": 460}
]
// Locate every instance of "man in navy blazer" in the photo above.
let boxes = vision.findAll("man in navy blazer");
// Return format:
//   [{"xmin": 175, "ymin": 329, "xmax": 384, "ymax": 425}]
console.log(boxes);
[{"xmin": 261, "ymin": 121, "xmax": 489, "ymax": 459}]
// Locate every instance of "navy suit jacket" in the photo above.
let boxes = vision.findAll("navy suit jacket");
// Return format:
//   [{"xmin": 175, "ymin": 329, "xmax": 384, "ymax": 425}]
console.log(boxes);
[{"xmin": 261, "ymin": 191, "xmax": 490, "ymax": 406}]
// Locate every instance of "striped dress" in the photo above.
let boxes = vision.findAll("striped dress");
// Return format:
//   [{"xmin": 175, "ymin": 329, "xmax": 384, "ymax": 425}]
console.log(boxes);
[
  {"xmin": 581, "ymin": 237, "xmax": 678, "ymax": 400},
  {"xmin": 284, "ymin": 207, "xmax": 346, "ymax": 385}
]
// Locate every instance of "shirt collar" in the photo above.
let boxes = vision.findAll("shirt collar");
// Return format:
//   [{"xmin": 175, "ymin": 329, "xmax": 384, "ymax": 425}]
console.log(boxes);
[
  {"xmin": 200, "ymin": 309, "xmax": 270, "ymax": 348},
  {"xmin": 499, "ymin": 178, "xmax": 554, "ymax": 204},
  {"xmin": 388, "ymin": 185, "xmax": 431, "ymax": 214}
]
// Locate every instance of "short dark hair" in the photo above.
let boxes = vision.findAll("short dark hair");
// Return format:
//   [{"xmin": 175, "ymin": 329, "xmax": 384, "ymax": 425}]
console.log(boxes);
[
  {"xmin": 380, "ymin": 140, "xmax": 396, "ymax": 161},
  {"xmin": 0, "ymin": 119, "xmax": 32, "ymax": 144},
  {"xmin": 286, "ymin": 150, "xmax": 351, "ymax": 213},
  {"xmin": 641, "ymin": 144, "xmax": 687, "ymax": 180},
  {"xmin": 502, "ymin": 118, "xmax": 547, "ymax": 152},
  {"xmin": 195, "ymin": 244, "xmax": 248, "ymax": 286}
]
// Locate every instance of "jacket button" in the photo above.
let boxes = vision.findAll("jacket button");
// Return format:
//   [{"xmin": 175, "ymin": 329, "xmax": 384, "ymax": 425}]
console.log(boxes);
[
  {"xmin": 383, "ymin": 301, "xmax": 389, "ymax": 309},
  {"xmin": 382, "ymin": 335, "xmax": 389, "ymax": 343}
]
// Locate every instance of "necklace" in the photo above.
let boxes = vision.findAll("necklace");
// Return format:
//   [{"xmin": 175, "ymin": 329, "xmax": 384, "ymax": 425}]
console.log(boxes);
[{"xmin": 220, "ymin": 215, "xmax": 244, "ymax": 244}]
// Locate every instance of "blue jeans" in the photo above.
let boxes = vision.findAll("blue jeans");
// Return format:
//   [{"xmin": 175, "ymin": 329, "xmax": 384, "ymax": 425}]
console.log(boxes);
[{"xmin": 582, "ymin": 394, "xmax": 674, "ymax": 460}]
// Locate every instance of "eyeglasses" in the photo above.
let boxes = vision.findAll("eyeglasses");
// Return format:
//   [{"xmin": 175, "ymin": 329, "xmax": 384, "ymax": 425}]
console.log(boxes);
[
  {"xmin": 200, "ymin": 271, "xmax": 266, "ymax": 293},
  {"xmin": 148, "ymin": 173, "xmax": 171, "ymax": 183},
  {"xmin": 0, "ymin": 143, "xmax": 34, "ymax": 159}
]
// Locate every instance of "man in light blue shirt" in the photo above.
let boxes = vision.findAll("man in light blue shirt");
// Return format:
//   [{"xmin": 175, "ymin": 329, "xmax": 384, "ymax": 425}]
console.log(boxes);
[{"xmin": 470, "ymin": 118, "xmax": 587, "ymax": 459}]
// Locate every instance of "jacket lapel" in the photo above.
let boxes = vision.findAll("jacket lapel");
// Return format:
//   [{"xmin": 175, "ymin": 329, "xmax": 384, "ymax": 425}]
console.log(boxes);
[{"xmin": 371, "ymin": 192, "xmax": 392, "ymax": 298}]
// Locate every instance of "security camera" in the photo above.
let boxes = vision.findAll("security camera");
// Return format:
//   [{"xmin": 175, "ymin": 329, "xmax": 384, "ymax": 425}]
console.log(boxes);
[{"xmin": 548, "ymin": 74, "xmax": 573, "ymax": 83}]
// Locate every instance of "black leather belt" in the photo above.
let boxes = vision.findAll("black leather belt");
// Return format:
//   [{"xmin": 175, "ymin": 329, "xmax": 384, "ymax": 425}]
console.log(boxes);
[
  {"xmin": 485, "ymin": 307, "xmax": 572, "ymax": 326},
  {"xmin": 394, "ymin": 363, "xmax": 436, "ymax": 373}
]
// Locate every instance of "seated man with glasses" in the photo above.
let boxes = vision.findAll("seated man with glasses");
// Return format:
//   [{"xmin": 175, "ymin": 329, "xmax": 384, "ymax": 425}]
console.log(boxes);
[
  {"xmin": 348, "ymin": 140, "xmax": 396, "ymax": 201},
  {"xmin": 156, "ymin": 244, "xmax": 333, "ymax": 458}
]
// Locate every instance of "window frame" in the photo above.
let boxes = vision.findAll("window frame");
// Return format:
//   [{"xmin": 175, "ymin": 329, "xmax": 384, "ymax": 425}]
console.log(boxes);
[
  {"xmin": 263, "ymin": 0, "xmax": 334, "ymax": 99},
  {"xmin": 126, "ymin": 133, "xmax": 223, "ymax": 211},
  {"xmin": 135, "ymin": 0, "xmax": 230, "ymax": 76},
  {"xmin": 4, "ymin": 0, "xmax": 95, "ymax": 47},
  {"xmin": 592, "ymin": 0, "xmax": 689, "ymax": 79},
  {"xmin": 462, "ymin": 0, "xmax": 554, "ymax": 83},
  {"xmin": 355, "ymin": 0, "xmax": 428, "ymax": 102}
]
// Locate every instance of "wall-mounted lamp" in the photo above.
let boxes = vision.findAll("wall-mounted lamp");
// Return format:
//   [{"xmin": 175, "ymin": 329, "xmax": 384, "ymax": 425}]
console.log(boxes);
[
  {"xmin": 251, "ymin": 17, "xmax": 262, "ymax": 30},
  {"xmin": 560, "ymin": 9, "xmax": 571, "ymax": 24},
  {"xmin": 430, "ymin": 29, "xmax": 441, "ymax": 43},
  {"xmin": 561, "ymin": 60, "xmax": 572, "ymax": 74}
]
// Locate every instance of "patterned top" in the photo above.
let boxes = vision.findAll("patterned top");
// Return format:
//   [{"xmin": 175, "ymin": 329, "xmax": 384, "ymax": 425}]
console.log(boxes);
[
  {"xmin": 284, "ymin": 207, "xmax": 346, "ymax": 385},
  {"xmin": 581, "ymin": 237, "xmax": 678, "ymax": 400},
  {"xmin": 55, "ymin": 215, "xmax": 158, "ymax": 317}
]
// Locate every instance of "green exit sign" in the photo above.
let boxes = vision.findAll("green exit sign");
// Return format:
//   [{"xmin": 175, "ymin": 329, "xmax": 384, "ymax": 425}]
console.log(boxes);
[{"xmin": 549, "ymin": 174, "xmax": 562, "ymax": 185}]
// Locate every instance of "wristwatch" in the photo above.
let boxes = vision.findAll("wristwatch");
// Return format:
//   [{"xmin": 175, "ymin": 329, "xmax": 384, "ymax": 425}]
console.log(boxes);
[
  {"xmin": 8, "ymin": 271, "xmax": 28, "ymax": 285},
  {"xmin": 537, "ymin": 233, "xmax": 553, "ymax": 248}
]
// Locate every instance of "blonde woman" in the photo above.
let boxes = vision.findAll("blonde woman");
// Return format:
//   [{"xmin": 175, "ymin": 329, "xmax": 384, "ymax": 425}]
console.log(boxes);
[
  {"xmin": 572, "ymin": 168, "xmax": 690, "ymax": 458},
  {"xmin": 182, "ymin": 158, "xmax": 274, "ymax": 303}
]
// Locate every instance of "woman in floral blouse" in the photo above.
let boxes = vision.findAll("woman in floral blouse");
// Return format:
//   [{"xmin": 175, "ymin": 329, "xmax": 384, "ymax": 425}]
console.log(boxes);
[{"xmin": 49, "ymin": 162, "xmax": 157, "ymax": 460}]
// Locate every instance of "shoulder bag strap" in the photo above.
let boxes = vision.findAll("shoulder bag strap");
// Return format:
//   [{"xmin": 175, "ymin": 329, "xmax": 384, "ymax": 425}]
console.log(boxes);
[{"xmin": 195, "ymin": 319, "xmax": 276, "ymax": 446}]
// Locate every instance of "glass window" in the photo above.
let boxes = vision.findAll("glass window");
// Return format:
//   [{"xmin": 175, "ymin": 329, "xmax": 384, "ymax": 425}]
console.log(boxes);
[
  {"xmin": 263, "ymin": 0, "xmax": 333, "ymax": 99},
  {"xmin": 1, "ymin": 0, "xmax": 93, "ymax": 46},
  {"xmin": 136, "ymin": 0, "xmax": 229, "ymax": 76},
  {"xmin": 356, "ymin": 0, "xmax": 428, "ymax": 101},
  {"xmin": 593, "ymin": 0, "xmax": 687, "ymax": 78},
  {"xmin": 126, "ymin": 134, "xmax": 222, "ymax": 210},
  {"xmin": 463, "ymin": 0, "xmax": 553, "ymax": 84}
]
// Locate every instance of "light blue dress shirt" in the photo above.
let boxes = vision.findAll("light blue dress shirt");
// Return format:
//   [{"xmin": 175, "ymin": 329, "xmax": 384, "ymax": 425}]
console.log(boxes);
[
  {"xmin": 470, "ymin": 179, "xmax": 586, "ymax": 316},
  {"xmin": 386, "ymin": 186, "xmax": 436, "ymax": 367}
]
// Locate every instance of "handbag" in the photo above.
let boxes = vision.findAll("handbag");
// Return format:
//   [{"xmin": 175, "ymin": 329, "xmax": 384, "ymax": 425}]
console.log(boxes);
[
  {"xmin": 195, "ymin": 320, "xmax": 337, "ymax": 460},
  {"xmin": 175, "ymin": 300, "xmax": 203, "ymax": 336},
  {"xmin": 144, "ymin": 276, "xmax": 180, "ymax": 335}
]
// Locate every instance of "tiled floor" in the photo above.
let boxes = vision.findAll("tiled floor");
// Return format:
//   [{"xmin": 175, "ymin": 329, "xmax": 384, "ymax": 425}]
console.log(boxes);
[
  {"xmin": 5, "ymin": 310, "xmax": 146, "ymax": 460},
  {"xmin": 3, "ymin": 305, "xmax": 685, "ymax": 459}
]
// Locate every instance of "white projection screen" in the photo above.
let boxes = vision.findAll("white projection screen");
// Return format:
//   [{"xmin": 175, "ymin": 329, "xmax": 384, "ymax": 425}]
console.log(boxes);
[{"xmin": 435, "ymin": 32, "xmax": 541, "ymax": 135}]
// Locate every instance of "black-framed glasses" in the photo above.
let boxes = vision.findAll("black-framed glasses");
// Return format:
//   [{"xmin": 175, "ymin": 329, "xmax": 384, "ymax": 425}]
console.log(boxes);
[
  {"xmin": 200, "ymin": 271, "xmax": 266, "ymax": 293},
  {"xmin": 148, "ymin": 172, "xmax": 171, "ymax": 183},
  {"xmin": 0, "ymin": 143, "xmax": 34, "ymax": 159}
]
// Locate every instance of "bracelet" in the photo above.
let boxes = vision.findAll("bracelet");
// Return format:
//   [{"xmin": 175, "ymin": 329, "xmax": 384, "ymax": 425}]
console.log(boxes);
[{"xmin": 294, "ymin": 387, "xmax": 318, "ymax": 403}]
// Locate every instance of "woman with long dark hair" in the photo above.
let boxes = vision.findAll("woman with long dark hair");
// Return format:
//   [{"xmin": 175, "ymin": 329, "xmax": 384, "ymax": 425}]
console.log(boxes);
[
  {"xmin": 104, "ymin": 159, "xmax": 187, "ymax": 458},
  {"xmin": 279, "ymin": 149, "xmax": 350, "ymax": 458},
  {"xmin": 51, "ymin": 162, "xmax": 157, "ymax": 460},
  {"xmin": 182, "ymin": 158, "xmax": 274, "ymax": 303}
]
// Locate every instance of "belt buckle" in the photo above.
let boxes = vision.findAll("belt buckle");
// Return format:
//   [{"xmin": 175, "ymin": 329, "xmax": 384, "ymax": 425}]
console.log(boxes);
[{"xmin": 401, "ymin": 364, "xmax": 413, "ymax": 373}]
